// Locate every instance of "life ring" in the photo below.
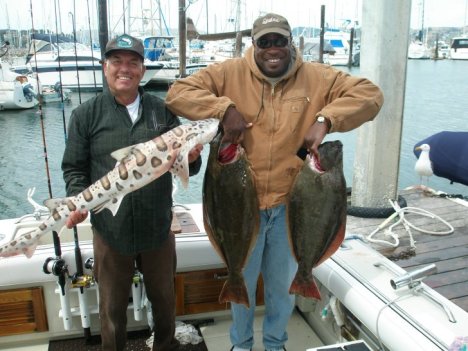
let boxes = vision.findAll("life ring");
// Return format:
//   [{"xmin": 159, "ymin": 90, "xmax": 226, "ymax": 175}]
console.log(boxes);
[{"xmin": 346, "ymin": 187, "xmax": 407, "ymax": 218}]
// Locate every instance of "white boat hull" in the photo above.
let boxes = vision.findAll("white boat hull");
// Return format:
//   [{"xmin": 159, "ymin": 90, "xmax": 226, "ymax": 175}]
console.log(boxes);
[
  {"xmin": 149, "ymin": 62, "xmax": 208, "ymax": 85},
  {"xmin": 309, "ymin": 238, "xmax": 468, "ymax": 350},
  {"xmin": 0, "ymin": 61, "xmax": 38, "ymax": 110},
  {"xmin": 20, "ymin": 61, "xmax": 164, "ymax": 91},
  {"xmin": 0, "ymin": 80, "xmax": 37, "ymax": 110},
  {"xmin": 1, "ymin": 203, "xmax": 467, "ymax": 350}
]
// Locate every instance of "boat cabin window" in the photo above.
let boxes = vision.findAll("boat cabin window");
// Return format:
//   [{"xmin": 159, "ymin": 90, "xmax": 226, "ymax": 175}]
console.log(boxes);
[
  {"xmin": 330, "ymin": 39, "xmax": 345, "ymax": 48},
  {"xmin": 451, "ymin": 39, "xmax": 468, "ymax": 49},
  {"xmin": 57, "ymin": 56, "xmax": 100, "ymax": 62}
]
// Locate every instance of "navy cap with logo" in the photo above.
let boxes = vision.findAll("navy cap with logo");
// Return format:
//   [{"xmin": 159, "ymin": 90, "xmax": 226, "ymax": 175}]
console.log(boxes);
[
  {"xmin": 252, "ymin": 13, "xmax": 292, "ymax": 40},
  {"xmin": 104, "ymin": 34, "xmax": 144, "ymax": 60}
]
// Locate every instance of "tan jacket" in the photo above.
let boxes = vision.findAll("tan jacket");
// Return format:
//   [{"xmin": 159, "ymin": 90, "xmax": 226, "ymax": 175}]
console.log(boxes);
[{"xmin": 166, "ymin": 46, "xmax": 383, "ymax": 209}]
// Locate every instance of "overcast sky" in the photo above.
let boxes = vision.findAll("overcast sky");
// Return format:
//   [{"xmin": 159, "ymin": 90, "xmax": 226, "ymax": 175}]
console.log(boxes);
[{"xmin": 1, "ymin": 0, "xmax": 467, "ymax": 35}]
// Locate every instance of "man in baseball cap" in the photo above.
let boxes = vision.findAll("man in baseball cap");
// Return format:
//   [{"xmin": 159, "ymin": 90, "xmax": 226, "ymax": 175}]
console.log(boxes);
[
  {"xmin": 104, "ymin": 33, "xmax": 145, "ymax": 60},
  {"xmin": 64, "ymin": 30, "xmax": 204, "ymax": 351},
  {"xmin": 166, "ymin": 11, "xmax": 383, "ymax": 351},
  {"xmin": 251, "ymin": 13, "xmax": 292, "ymax": 40}
]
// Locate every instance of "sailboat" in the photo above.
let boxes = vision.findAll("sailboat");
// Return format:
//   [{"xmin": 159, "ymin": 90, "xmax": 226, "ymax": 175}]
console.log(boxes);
[{"xmin": 408, "ymin": 0, "xmax": 431, "ymax": 59}]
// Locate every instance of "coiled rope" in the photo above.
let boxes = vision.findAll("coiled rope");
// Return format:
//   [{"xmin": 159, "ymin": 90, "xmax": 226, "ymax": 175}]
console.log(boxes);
[{"xmin": 366, "ymin": 199, "xmax": 454, "ymax": 250}]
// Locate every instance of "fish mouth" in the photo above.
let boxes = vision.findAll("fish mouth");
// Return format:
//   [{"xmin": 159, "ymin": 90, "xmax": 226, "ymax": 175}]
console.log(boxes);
[
  {"xmin": 308, "ymin": 153, "xmax": 325, "ymax": 174},
  {"xmin": 218, "ymin": 143, "xmax": 241, "ymax": 164}
]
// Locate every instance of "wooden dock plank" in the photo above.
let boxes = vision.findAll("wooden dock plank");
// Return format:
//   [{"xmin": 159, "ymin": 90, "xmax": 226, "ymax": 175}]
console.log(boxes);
[{"xmin": 424, "ymin": 268, "xmax": 468, "ymax": 288}]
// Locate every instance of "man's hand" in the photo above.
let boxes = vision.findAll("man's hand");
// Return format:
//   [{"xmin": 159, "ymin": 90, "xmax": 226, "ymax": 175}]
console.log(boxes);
[
  {"xmin": 221, "ymin": 106, "xmax": 252, "ymax": 144},
  {"xmin": 303, "ymin": 121, "xmax": 329, "ymax": 159},
  {"xmin": 188, "ymin": 144, "xmax": 203, "ymax": 163},
  {"xmin": 65, "ymin": 209, "xmax": 89, "ymax": 229}
]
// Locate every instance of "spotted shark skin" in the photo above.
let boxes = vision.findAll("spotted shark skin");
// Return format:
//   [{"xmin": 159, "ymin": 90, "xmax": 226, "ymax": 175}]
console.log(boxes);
[{"xmin": 0, "ymin": 118, "xmax": 219, "ymax": 259}]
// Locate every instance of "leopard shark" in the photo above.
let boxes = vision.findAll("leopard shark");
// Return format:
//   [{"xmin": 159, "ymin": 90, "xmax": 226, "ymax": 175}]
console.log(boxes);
[{"xmin": 0, "ymin": 118, "xmax": 220, "ymax": 259}]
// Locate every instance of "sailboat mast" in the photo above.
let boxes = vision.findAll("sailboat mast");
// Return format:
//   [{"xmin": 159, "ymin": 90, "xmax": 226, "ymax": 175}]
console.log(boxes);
[
  {"xmin": 421, "ymin": 0, "xmax": 425, "ymax": 42},
  {"xmin": 235, "ymin": 0, "xmax": 241, "ymax": 32}
]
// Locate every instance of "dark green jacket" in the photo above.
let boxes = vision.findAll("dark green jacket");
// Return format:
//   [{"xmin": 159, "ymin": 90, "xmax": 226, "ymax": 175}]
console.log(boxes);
[{"xmin": 62, "ymin": 88, "xmax": 200, "ymax": 254}]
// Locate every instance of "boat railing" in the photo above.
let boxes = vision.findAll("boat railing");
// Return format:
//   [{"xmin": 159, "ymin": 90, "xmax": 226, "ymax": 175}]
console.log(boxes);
[{"xmin": 15, "ymin": 187, "xmax": 50, "ymax": 224}]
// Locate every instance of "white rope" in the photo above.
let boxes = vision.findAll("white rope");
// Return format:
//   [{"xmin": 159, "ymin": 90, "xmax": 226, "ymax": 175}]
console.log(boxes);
[
  {"xmin": 375, "ymin": 294, "xmax": 409, "ymax": 350},
  {"xmin": 366, "ymin": 199, "xmax": 454, "ymax": 249}
]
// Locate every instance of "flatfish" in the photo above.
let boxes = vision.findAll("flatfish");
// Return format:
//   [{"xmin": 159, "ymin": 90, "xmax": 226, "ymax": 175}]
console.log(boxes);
[
  {"xmin": 202, "ymin": 133, "xmax": 259, "ymax": 307},
  {"xmin": 287, "ymin": 140, "xmax": 347, "ymax": 299}
]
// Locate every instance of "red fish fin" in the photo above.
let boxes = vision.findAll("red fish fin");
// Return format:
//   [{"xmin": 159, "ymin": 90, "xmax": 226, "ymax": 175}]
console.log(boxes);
[
  {"xmin": 218, "ymin": 278, "xmax": 250, "ymax": 308},
  {"xmin": 316, "ymin": 220, "xmax": 346, "ymax": 266},
  {"xmin": 289, "ymin": 272, "xmax": 321, "ymax": 300}
]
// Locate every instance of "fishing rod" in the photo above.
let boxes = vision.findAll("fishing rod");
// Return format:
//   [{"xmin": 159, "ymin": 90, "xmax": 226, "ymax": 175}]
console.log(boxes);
[
  {"xmin": 28, "ymin": 0, "xmax": 93, "ymax": 336},
  {"xmin": 61, "ymin": 2, "xmax": 92, "ymax": 340},
  {"xmin": 71, "ymin": 225, "xmax": 92, "ymax": 341},
  {"xmin": 86, "ymin": 0, "xmax": 98, "ymax": 95},
  {"xmin": 29, "ymin": 0, "xmax": 75, "ymax": 331},
  {"xmin": 28, "ymin": 0, "xmax": 52, "ymax": 199},
  {"xmin": 43, "ymin": 231, "xmax": 72, "ymax": 330},
  {"xmin": 122, "ymin": 0, "xmax": 126, "ymax": 33},
  {"xmin": 69, "ymin": 0, "xmax": 82, "ymax": 103},
  {"xmin": 53, "ymin": 0, "xmax": 68, "ymax": 141}
]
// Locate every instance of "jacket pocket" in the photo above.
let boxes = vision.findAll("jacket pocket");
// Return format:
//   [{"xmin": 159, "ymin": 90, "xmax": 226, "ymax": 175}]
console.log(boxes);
[{"xmin": 280, "ymin": 96, "xmax": 310, "ymax": 133}]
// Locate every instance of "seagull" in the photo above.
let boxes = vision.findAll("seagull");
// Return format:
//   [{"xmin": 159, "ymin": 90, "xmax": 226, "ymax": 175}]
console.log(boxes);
[{"xmin": 414, "ymin": 143, "xmax": 433, "ymax": 189}]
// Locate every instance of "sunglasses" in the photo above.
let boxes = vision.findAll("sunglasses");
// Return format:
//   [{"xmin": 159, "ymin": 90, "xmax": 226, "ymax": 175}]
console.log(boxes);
[{"xmin": 255, "ymin": 36, "xmax": 289, "ymax": 49}]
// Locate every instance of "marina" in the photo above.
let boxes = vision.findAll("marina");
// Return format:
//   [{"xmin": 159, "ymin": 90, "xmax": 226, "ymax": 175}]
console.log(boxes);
[
  {"xmin": 1, "ymin": 1, "xmax": 468, "ymax": 351},
  {"xmin": 1, "ymin": 59, "xmax": 467, "ymax": 220}
]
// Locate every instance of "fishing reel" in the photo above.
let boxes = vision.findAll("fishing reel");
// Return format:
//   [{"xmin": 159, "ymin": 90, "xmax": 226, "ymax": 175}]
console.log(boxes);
[
  {"xmin": 43, "ymin": 256, "xmax": 68, "ymax": 277},
  {"xmin": 43, "ymin": 256, "xmax": 69, "ymax": 296},
  {"xmin": 71, "ymin": 273, "xmax": 94, "ymax": 288},
  {"xmin": 70, "ymin": 258, "xmax": 95, "ymax": 288}
]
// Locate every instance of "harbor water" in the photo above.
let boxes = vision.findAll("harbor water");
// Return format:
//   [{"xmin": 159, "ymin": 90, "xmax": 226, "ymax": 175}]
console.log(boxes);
[{"xmin": 0, "ymin": 59, "xmax": 467, "ymax": 220}]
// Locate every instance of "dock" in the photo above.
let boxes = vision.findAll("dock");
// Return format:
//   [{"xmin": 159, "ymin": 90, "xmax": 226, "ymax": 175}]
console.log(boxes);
[{"xmin": 346, "ymin": 187, "xmax": 468, "ymax": 312}]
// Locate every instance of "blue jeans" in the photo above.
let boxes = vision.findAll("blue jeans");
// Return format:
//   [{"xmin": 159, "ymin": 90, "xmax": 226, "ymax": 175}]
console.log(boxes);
[{"xmin": 229, "ymin": 204, "xmax": 297, "ymax": 351}]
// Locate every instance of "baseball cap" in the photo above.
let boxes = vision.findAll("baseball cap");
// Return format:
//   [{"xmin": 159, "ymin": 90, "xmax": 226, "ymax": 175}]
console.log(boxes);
[
  {"xmin": 104, "ymin": 34, "xmax": 144, "ymax": 60},
  {"xmin": 252, "ymin": 13, "xmax": 292, "ymax": 40}
]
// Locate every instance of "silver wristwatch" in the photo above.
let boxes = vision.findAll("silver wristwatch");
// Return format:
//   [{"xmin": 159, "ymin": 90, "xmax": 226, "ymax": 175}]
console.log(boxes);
[{"xmin": 316, "ymin": 116, "xmax": 327, "ymax": 124}]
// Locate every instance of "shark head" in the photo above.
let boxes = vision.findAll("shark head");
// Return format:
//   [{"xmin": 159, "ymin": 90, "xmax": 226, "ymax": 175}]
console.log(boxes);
[{"xmin": 171, "ymin": 118, "xmax": 220, "ymax": 187}]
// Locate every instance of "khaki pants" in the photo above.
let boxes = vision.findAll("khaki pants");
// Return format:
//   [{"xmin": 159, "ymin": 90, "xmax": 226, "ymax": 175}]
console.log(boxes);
[{"xmin": 93, "ymin": 229, "xmax": 179, "ymax": 351}]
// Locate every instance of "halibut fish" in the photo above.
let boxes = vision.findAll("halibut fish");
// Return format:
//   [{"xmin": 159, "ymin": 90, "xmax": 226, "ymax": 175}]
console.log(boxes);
[
  {"xmin": 202, "ymin": 133, "xmax": 259, "ymax": 308},
  {"xmin": 287, "ymin": 140, "xmax": 347, "ymax": 299},
  {"xmin": 0, "ymin": 119, "xmax": 220, "ymax": 259}
]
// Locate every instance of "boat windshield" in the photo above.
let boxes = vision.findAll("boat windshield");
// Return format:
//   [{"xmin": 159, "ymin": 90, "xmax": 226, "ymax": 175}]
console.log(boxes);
[{"xmin": 451, "ymin": 39, "xmax": 468, "ymax": 49}]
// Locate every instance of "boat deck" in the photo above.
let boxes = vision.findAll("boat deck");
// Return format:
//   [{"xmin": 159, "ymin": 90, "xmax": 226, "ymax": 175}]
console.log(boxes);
[
  {"xmin": 0, "ymin": 309, "xmax": 320, "ymax": 351},
  {"xmin": 2, "ymin": 187, "xmax": 467, "ymax": 351},
  {"xmin": 346, "ymin": 187, "xmax": 468, "ymax": 312}
]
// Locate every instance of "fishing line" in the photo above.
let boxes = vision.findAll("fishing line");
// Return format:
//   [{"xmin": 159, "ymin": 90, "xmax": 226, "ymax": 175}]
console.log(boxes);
[{"xmin": 375, "ymin": 294, "xmax": 408, "ymax": 350}]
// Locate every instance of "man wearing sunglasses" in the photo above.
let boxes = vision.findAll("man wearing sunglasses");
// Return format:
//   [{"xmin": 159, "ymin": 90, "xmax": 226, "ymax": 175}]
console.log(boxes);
[{"xmin": 166, "ymin": 13, "xmax": 383, "ymax": 351}]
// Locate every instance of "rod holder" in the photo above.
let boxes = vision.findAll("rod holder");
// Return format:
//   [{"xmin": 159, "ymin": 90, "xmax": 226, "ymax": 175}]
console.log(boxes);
[{"xmin": 390, "ymin": 263, "xmax": 437, "ymax": 290}]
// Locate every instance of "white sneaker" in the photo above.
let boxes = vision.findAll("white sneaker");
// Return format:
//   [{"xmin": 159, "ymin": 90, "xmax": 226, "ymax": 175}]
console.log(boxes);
[{"xmin": 231, "ymin": 347, "xmax": 251, "ymax": 351}]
